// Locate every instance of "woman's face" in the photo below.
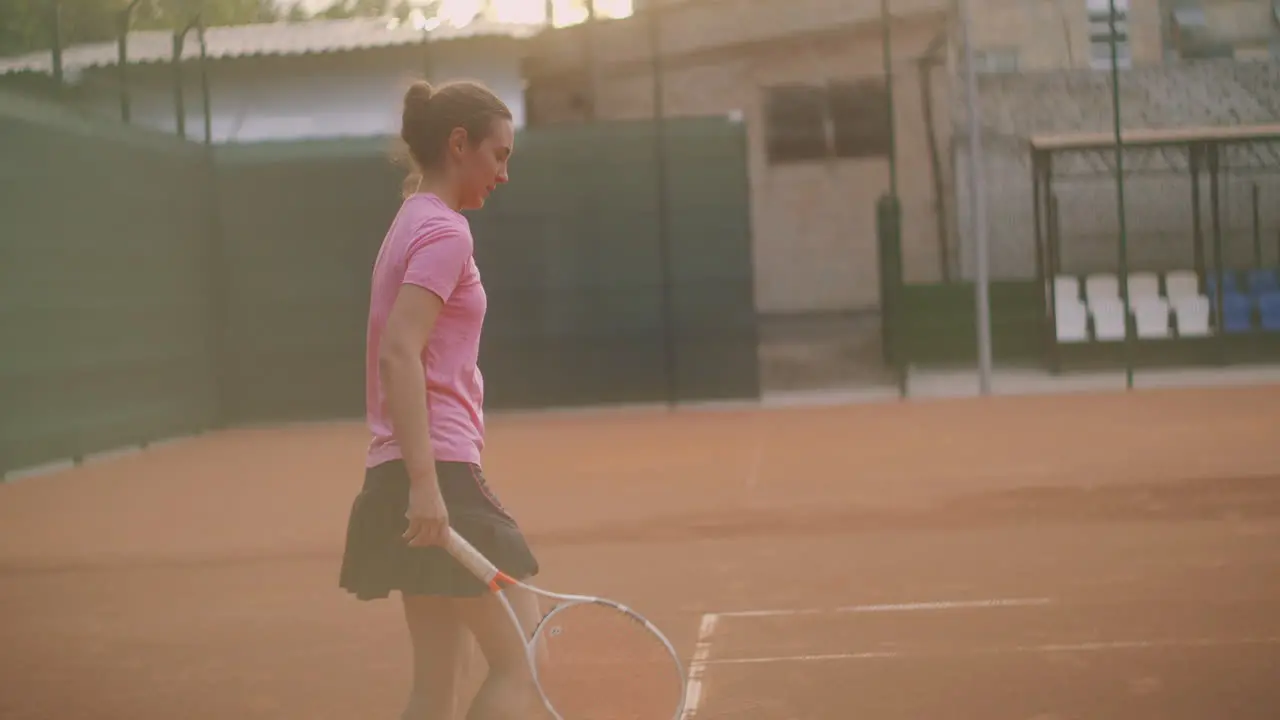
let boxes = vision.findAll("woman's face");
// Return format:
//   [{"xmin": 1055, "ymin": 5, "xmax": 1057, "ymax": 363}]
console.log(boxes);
[{"xmin": 454, "ymin": 117, "xmax": 514, "ymax": 211}]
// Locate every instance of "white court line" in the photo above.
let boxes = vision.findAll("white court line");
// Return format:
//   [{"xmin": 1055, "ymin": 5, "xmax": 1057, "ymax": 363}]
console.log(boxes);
[
  {"xmin": 680, "ymin": 613, "xmax": 720, "ymax": 720},
  {"xmin": 715, "ymin": 596, "xmax": 1053, "ymax": 619},
  {"xmin": 681, "ymin": 597, "xmax": 1045, "ymax": 718},
  {"xmin": 704, "ymin": 636, "xmax": 1280, "ymax": 666}
]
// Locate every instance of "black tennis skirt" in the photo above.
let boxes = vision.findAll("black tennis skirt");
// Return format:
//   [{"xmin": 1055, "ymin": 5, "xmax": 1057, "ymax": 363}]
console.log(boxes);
[{"xmin": 338, "ymin": 459, "xmax": 540, "ymax": 600}]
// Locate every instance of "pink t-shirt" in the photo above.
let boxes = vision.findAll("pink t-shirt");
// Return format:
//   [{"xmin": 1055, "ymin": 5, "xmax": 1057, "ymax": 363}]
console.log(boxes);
[{"xmin": 365, "ymin": 193, "xmax": 486, "ymax": 468}]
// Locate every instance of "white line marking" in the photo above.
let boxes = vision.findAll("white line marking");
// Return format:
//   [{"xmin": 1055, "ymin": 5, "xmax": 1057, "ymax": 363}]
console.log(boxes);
[
  {"xmin": 680, "ymin": 613, "xmax": 720, "ymax": 720},
  {"xmin": 709, "ymin": 651, "xmax": 901, "ymax": 665},
  {"xmin": 715, "ymin": 597, "xmax": 1053, "ymax": 619},
  {"xmin": 704, "ymin": 636, "xmax": 1280, "ymax": 666}
]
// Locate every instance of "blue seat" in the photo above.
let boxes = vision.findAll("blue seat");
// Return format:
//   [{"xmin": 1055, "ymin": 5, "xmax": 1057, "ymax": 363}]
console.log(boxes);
[
  {"xmin": 1247, "ymin": 268, "xmax": 1279, "ymax": 297},
  {"xmin": 1259, "ymin": 292, "xmax": 1280, "ymax": 333},
  {"xmin": 1218, "ymin": 291, "xmax": 1255, "ymax": 333},
  {"xmin": 1206, "ymin": 271, "xmax": 1238, "ymax": 298}
]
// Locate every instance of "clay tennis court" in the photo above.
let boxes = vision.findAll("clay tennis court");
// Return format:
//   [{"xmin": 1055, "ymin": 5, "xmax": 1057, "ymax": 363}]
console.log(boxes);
[{"xmin": 3, "ymin": 383, "xmax": 1280, "ymax": 719}]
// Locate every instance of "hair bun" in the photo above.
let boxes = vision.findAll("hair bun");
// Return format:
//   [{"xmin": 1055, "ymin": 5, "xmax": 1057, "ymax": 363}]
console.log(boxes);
[
  {"xmin": 397, "ymin": 79, "xmax": 512, "ymax": 184},
  {"xmin": 404, "ymin": 80, "xmax": 434, "ymax": 107},
  {"xmin": 401, "ymin": 81, "xmax": 433, "ymax": 146}
]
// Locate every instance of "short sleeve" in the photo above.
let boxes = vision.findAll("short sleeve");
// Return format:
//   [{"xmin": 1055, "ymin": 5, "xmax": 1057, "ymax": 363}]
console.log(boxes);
[{"xmin": 403, "ymin": 224, "xmax": 472, "ymax": 302}]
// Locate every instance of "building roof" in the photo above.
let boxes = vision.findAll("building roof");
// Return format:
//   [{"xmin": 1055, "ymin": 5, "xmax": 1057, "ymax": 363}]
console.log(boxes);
[{"xmin": 0, "ymin": 16, "xmax": 542, "ymax": 77}]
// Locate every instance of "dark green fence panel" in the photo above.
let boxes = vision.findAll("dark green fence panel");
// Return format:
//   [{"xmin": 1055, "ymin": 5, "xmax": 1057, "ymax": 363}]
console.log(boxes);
[
  {"xmin": 894, "ymin": 281, "xmax": 1045, "ymax": 366},
  {"xmin": 212, "ymin": 138, "xmax": 403, "ymax": 425},
  {"xmin": 665, "ymin": 117, "xmax": 759, "ymax": 402},
  {"xmin": 0, "ymin": 93, "xmax": 218, "ymax": 475},
  {"xmin": 473, "ymin": 116, "xmax": 759, "ymax": 408},
  {"xmin": 475, "ymin": 121, "xmax": 667, "ymax": 408},
  {"xmin": 211, "ymin": 118, "xmax": 756, "ymax": 422},
  {"xmin": 3, "ymin": 102, "xmax": 759, "ymax": 475}
]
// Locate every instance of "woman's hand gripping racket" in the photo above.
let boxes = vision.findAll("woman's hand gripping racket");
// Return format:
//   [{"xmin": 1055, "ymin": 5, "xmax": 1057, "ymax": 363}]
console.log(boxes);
[{"xmin": 445, "ymin": 528, "xmax": 687, "ymax": 719}]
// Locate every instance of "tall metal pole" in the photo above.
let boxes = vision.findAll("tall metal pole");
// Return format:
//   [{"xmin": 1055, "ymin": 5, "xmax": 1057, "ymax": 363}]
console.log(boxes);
[
  {"xmin": 118, "ymin": 11, "xmax": 131, "ymax": 121},
  {"xmin": 197, "ymin": 12, "xmax": 212, "ymax": 145},
  {"xmin": 1107, "ymin": 0, "xmax": 1133, "ymax": 389},
  {"xmin": 117, "ymin": 0, "xmax": 143, "ymax": 123},
  {"xmin": 880, "ymin": 0, "xmax": 905, "ymax": 397},
  {"xmin": 173, "ymin": 30, "xmax": 186, "ymax": 139},
  {"xmin": 881, "ymin": 0, "xmax": 897, "ymax": 196},
  {"xmin": 958, "ymin": 0, "xmax": 992, "ymax": 394},
  {"xmin": 647, "ymin": 2, "xmax": 676, "ymax": 407},
  {"xmin": 584, "ymin": 0, "xmax": 599, "ymax": 119},
  {"xmin": 49, "ymin": 0, "xmax": 64, "ymax": 87}
]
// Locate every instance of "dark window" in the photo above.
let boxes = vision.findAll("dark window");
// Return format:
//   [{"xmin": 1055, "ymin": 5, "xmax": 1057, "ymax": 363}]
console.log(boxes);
[
  {"xmin": 763, "ymin": 79, "xmax": 891, "ymax": 164},
  {"xmin": 828, "ymin": 79, "xmax": 891, "ymax": 159},
  {"xmin": 763, "ymin": 84, "xmax": 828, "ymax": 163}
]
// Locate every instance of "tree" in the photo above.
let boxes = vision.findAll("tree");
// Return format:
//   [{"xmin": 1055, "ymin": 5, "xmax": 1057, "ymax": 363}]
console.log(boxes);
[{"xmin": 0, "ymin": 0, "xmax": 281, "ymax": 57}]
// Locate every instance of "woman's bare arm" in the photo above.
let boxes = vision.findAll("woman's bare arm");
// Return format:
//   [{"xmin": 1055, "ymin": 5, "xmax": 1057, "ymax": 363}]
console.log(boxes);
[{"xmin": 379, "ymin": 283, "xmax": 450, "ymax": 544}]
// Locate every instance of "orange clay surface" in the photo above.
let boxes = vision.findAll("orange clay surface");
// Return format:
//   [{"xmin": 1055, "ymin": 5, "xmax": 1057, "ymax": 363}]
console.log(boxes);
[{"xmin": 2, "ymin": 384, "xmax": 1280, "ymax": 719}]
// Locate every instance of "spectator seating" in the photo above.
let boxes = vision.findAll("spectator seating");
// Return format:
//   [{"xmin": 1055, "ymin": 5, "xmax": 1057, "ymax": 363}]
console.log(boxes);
[
  {"xmin": 1260, "ymin": 292, "xmax": 1280, "ymax": 332},
  {"xmin": 1050, "ymin": 268, "xmax": 1280, "ymax": 349}
]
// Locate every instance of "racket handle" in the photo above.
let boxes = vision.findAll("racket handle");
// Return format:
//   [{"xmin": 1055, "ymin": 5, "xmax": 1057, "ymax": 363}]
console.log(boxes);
[{"xmin": 444, "ymin": 528, "xmax": 514, "ymax": 592}]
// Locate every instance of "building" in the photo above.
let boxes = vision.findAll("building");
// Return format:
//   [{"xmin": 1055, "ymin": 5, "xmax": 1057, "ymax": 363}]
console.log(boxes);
[
  {"xmin": 523, "ymin": 0, "xmax": 953, "ymax": 317},
  {"xmin": 523, "ymin": 0, "xmax": 1280, "ymax": 321},
  {"xmin": 969, "ymin": 0, "xmax": 1280, "ymax": 73},
  {"xmin": 1164, "ymin": 0, "xmax": 1280, "ymax": 60},
  {"xmin": 0, "ymin": 16, "xmax": 540, "ymax": 143},
  {"xmin": 5, "ymin": 0, "xmax": 1274, "ymax": 317}
]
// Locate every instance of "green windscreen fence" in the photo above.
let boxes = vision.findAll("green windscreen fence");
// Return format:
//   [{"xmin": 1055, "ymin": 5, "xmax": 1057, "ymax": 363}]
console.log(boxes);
[
  {"xmin": 212, "ymin": 139, "xmax": 403, "ymax": 425},
  {"xmin": 472, "ymin": 118, "xmax": 758, "ymax": 408},
  {"xmin": 2, "ymin": 97, "xmax": 759, "ymax": 476},
  {"xmin": 1, "ymin": 94, "xmax": 220, "ymax": 473},
  {"xmin": 216, "ymin": 117, "xmax": 758, "ymax": 417},
  {"xmin": 892, "ymin": 281, "xmax": 1046, "ymax": 366}
]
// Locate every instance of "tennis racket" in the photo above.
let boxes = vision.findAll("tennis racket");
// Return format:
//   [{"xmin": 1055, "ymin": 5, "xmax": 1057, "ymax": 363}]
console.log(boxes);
[{"xmin": 445, "ymin": 528, "xmax": 687, "ymax": 719}]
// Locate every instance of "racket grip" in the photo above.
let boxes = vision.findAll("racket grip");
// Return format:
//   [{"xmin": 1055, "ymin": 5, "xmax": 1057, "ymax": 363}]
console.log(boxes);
[{"xmin": 444, "ymin": 528, "xmax": 512, "ymax": 591}]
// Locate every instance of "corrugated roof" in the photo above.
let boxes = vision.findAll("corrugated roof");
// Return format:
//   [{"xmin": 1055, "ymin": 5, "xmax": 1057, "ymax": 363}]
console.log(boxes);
[{"xmin": 0, "ymin": 16, "xmax": 542, "ymax": 77}]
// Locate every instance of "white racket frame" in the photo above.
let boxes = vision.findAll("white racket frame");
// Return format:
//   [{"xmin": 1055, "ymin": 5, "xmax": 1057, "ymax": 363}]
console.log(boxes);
[{"xmin": 445, "ymin": 528, "xmax": 688, "ymax": 720}]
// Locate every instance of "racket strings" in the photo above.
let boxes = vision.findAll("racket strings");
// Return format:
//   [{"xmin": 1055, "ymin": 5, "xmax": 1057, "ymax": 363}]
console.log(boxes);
[{"xmin": 532, "ymin": 602, "xmax": 683, "ymax": 719}]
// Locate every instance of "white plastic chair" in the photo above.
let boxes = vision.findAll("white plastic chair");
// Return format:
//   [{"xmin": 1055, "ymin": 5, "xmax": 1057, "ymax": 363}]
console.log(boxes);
[
  {"xmin": 1172, "ymin": 295, "xmax": 1211, "ymax": 337},
  {"xmin": 1128, "ymin": 272, "xmax": 1161, "ymax": 301},
  {"xmin": 1090, "ymin": 296, "xmax": 1127, "ymax": 342},
  {"xmin": 1085, "ymin": 273, "xmax": 1120, "ymax": 305},
  {"xmin": 1054, "ymin": 275, "xmax": 1081, "ymax": 305},
  {"xmin": 1056, "ymin": 298, "xmax": 1090, "ymax": 343},
  {"xmin": 1131, "ymin": 297, "xmax": 1171, "ymax": 339},
  {"xmin": 1164, "ymin": 270, "xmax": 1201, "ymax": 301}
]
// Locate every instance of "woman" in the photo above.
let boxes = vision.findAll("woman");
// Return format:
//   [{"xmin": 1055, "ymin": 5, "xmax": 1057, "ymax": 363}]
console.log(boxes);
[{"xmin": 339, "ymin": 79, "xmax": 543, "ymax": 720}]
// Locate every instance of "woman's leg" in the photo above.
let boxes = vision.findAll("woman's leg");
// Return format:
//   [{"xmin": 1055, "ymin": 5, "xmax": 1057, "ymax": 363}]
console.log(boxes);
[
  {"xmin": 503, "ymin": 585, "xmax": 547, "ymax": 664},
  {"xmin": 401, "ymin": 593, "xmax": 470, "ymax": 720},
  {"xmin": 451, "ymin": 592, "xmax": 546, "ymax": 720}
]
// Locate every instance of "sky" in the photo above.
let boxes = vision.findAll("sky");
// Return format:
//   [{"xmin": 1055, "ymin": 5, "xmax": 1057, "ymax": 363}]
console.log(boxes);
[{"xmin": 277, "ymin": 0, "xmax": 634, "ymax": 26}]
